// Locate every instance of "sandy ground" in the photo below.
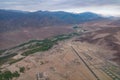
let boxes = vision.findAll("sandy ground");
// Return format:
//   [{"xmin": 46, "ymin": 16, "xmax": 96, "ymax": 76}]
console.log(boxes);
[{"xmin": 3, "ymin": 38, "xmax": 120, "ymax": 80}]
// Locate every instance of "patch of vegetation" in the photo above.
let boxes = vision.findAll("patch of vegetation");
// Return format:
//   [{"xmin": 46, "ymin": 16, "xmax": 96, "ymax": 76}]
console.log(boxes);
[
  {"xmin": 0, "ymin": 67, "xmax": 27, "ymax": 80},
  {"xmin": 22, "ymin": 33, "xmax": 79, "ymax": 56},
  {"xmin": 10, "ymin": 40, "xmax": 42, "ymax": 50},
  {"xmin": 19, "ymin": 67, "xmax": 25, "ymax": 73},
  {"xmin": 0, "ymin": 53, "xmax": 17, "ymax": 65},
  {"xmin": 71, "ymin": 32, "xmax": 80, "ymax": 35},
  {"xmin": 103, "ymin": 68, "xmax": 120, "ymax": 80},
  {"xmin": 73, "ymin": 26, "xmax": 78, "ymax": 29},
  {"xmin": 52, "ymin": 34, "xmax": 71, "ymax": 41},
  {"xmin": 0, "ymin": 50, "xmax": 6, "ymax": 55},
  {"xmin": 9, "ymin": 58, "xmax": 24, "ymax": 65},
  {"xmin": 12, "ymin": 71, "xmax": 20, "ymax": 77},
  {"xmin": 0, "ymin": 32, "xmax": 80, "ymax": 66},
  {"xmin": 22, "ymin": 39, "xmax": 54, "ymax": 56},
  {"xmin": 0, "ymin": 70, "xmax": 20, "ymax": 80}
]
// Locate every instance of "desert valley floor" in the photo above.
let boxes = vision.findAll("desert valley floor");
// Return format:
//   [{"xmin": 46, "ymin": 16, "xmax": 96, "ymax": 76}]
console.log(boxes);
[
  {"xmin": 1, "ymin": 37, "xmax": 120, "ymax": 80},
  {"xmin": 0, "ymin": 15, "xmax": 120, "ymax": 80}
]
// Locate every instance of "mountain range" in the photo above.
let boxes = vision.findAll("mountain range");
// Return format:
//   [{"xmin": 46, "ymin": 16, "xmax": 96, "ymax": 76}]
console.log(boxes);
[{"xmin": 0, "ymin": 9, "xmax": 104, "ymax": 33}]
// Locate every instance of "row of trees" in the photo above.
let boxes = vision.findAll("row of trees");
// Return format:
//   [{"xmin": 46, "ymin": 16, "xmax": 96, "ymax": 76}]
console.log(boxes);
[
  {"xmin": 0, "ymin": 71, "xmax": 19, "ymax": 80},
  {"xmin": 0, "ymin": 67, "xmax": 25, "ymax": 80},
  {"xmin": 22, "ymin": 33, "xmax": 77, "ymax": 56}
]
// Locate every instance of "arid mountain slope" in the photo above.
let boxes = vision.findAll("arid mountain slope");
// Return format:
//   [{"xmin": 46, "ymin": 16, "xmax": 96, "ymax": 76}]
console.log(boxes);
[
  {"xmin": 0, "ymin": 10, "xmax": 103, "ymax": 33},
  {"xmin": 79, "ymin": 19, "xmax": 120, "ymax": 31},
  {"xmin": 78, "ymin": 27, "xmax": 120, "ymax": 65},
  {"xmin": 0, "ymin": 20, "xmax": 120, "ymax": 80},
  {"xmin": 0, "ymin": 10, "xmax": 105, "ymax": 49},
  {"xmin": 0, "ymin": 26, "xmax": 74, "ymax": 49}
]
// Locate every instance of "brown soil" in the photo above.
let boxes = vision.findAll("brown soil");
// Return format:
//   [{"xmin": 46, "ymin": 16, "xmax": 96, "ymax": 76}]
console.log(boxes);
[
  {"xmin": 2, "ymin": 38, "xmax": 119, "ymax": 80},
  {"xmin": 0, "ymin": 26, "xmax": 74, "ymax": 49},
  {"xmin": 77, "ymin": 27, "xmax": 120, "ymax": 65}
]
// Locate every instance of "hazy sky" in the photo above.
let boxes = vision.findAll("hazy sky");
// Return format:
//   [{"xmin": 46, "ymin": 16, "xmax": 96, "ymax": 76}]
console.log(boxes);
[{"xmin": 0, "ymin": 0, "xmax": 120, "ymax": 16}]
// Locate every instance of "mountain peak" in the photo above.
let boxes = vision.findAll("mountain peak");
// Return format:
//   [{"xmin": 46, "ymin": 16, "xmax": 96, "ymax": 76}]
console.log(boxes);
[{"xmin": 79, "ymin": 12, "xmax": 100, "ymax": 16}]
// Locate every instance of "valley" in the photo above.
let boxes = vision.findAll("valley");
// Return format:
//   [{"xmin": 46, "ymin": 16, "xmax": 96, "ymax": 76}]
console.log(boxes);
[
  {"xmin": 0, "ymin": 26, "xmax": 74, "ymax": 49},
  {"xmin": 0, "ymin": 9, "xmax": 120, "ymax": 80},
  {"xmin": 1, "ymin": 35, "xmax": 120, "ymax": 80},
  {"xmin": 0, "ymin": 26, "xmax": 120, "ymax": 80}
]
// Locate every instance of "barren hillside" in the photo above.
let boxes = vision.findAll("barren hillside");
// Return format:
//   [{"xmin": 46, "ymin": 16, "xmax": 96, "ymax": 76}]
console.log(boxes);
[
  {"xmin": 0, "ymin": 26, "xmax": 74, "ymax": 49},
  {"xmin": 78, "ymin": 27, "xmax": 120, "ymax": 65}
]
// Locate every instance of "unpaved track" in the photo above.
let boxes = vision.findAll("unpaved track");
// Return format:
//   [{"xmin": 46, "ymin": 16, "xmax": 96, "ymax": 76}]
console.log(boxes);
[{"xmin": 71, "ymin": 46, "xmax": 100, "ymax": 80}]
